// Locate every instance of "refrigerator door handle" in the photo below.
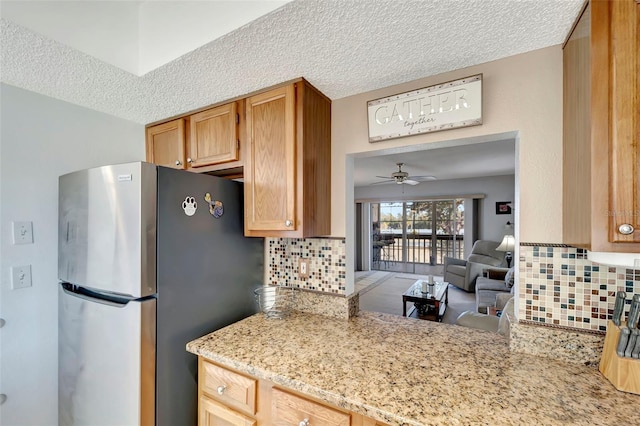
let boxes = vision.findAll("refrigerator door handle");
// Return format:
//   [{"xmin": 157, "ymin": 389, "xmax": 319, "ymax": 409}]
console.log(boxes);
[{"xmin": 60, "ymin": 282, "xmax": 133, "ymax": 308}]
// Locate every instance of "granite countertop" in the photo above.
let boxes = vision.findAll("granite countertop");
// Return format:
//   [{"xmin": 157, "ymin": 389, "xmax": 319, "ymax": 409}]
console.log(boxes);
[{"xmin": 187, "ymin": 311, "xmax": 639, "ymax": 426}]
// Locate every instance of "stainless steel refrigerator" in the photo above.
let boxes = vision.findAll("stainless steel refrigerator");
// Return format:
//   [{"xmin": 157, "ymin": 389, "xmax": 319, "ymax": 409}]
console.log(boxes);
[{"xmin": 58, "ymin": 162, "xmax": 263, "ymax": 426}]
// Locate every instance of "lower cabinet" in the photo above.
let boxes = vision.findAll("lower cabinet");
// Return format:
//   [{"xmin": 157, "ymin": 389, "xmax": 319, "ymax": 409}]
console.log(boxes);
[
  {"xmin": 199, "ymin": 396, "xmax": 256, "ymax": 426},
  {"xmin": 197, "ymin": 357, "xmax": 388, "ymax": 426},
  {"xmin": 271, "ymin": 388, "xmax": 350, "ymax": 426}
]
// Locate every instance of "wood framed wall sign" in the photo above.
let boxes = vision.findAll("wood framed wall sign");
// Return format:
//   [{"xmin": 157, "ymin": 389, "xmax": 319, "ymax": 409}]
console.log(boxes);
[{"xmin": 367, "ymin": 74, "xmax": 482, "ymax": 142}]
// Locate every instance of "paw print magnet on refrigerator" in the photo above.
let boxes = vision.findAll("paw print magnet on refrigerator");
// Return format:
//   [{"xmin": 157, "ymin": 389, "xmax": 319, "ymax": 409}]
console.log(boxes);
[
  {"xmin": 204, "ymin": 193, "xmax": 224, "ymax": 218},
  {"xmin": 182, "ymin": 196, "xmax": 197, "ymax": 216}
]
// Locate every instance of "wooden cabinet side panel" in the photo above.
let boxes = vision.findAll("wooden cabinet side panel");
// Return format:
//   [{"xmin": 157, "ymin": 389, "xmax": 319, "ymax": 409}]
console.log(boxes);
[
  {"xmin": 145, "ymin": 118, "xmax": 185, "ymax": 169},
  {"xmin": 245, "ymin": 85, "xmax": 297, "ymax": 233},
  {"xmin": 189, "ymin": 102, "xmax": 239, "ymax": 168},
  {"xmin": 299, "ymin": 81, "xmax": 332, "ymax": 237},
  {"xmin": 563, "ymin": 3, "xmax": 592, "ymax": 248},
  {"xmin": 607, "ymin": 0, "xmax": 639, "ymax": 243}
]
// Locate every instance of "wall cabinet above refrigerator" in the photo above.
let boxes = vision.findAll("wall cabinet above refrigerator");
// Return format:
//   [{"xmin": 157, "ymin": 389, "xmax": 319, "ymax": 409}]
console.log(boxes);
[
  {"xmin": 145, "ymin": 78, "xmax": 332, "ymax": 238},
  {"xmin": 562, "ymin": 0, "xmax": 640, "ymax": 252},
  {"xmin": 145, "ymin": 100, "xmax": 244, "ymax": 175}
]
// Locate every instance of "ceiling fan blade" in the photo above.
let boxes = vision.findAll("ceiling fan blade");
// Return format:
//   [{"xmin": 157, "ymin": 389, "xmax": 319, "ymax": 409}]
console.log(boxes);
[
  {"xmin": 403, "ymin": 179, "xmax": 420, "ymax": 185},
  {"xmin": 375, "ymin": 175, "xmax": 392, "ymax": 179},
  {"xmin": 369, "ymin": 179, "xmax": 394, "ymax": 185},
  {"xmin": 411, "ymin": 175, "xmax": 437, "ymax": 181}
]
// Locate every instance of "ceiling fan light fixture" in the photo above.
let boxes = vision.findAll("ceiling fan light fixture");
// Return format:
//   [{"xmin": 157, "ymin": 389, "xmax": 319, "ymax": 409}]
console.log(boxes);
[{"xmin": 370, "ymin": 162, "xmax": 436, "ymax": 186}]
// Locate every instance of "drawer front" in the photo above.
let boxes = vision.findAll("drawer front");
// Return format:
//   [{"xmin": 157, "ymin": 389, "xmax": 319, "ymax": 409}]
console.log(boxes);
[
  {"xmin": 272, "ymin": 388, "xmax": 351, "ymax": 426},
  {"xmin": 199, "ymin": 396, "xmax": 256, "ymax": 426},
  {"xmin": 201, "ymin": 360, "xmax": 257, "ymax": 415}
]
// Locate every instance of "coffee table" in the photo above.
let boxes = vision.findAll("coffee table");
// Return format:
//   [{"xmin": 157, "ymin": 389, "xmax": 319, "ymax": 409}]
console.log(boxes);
[{"xmin": 402, "ymin": 280, "xmax": 449, "ymax": 322}]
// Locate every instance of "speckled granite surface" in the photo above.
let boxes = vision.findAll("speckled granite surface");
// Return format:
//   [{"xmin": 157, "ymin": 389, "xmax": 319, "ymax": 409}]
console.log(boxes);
[
  {"xmin": 187, "ymin": 311, "xmax": 639, "ymax": 426},
  {"xmin": 295, "ymin": 289, "xmax": 359, "ymax": 319},
  {"xmin": 510, "ymin": 321, "xmax": 605, "ymax": 367}
]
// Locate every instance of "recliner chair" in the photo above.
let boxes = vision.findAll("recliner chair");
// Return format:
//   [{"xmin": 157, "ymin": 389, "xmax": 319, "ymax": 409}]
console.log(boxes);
[{"xmin": 442, "ymin": 240, "xmax": 507, "ymax": 292}]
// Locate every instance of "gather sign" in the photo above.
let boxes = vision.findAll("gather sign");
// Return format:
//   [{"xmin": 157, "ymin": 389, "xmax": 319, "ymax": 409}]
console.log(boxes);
[{"xmin": 367, "ymin": 74, "xmax": 482, "ymax": 142}]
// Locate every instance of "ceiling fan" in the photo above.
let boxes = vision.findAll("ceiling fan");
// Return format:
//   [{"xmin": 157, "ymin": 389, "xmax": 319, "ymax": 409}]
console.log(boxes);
[{"xmin": 371, "ymin": 163, "xmax": 436, "ymax": 186}]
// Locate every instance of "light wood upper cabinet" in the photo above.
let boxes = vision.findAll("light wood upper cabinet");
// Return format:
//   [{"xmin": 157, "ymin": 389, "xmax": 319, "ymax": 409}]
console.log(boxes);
[
  {"xmin": 189, "ymin": 102, "xmax": 240, "ymax": 168},
  {"xmin": 245, "ymin": 85, "xmax": 296, "ymax": 233},
  {"xmin": 146, "ymin": 101, "xmax": 244, "ymax": 174},
  {"xmin": 244, "ymin": 79, "xmax": 331, "ymax": 238},
  {"xmin": 562, "ymin": 0, "xmax": 640, "ymax": 252},
  {"xmin": 145, "ymin": 118, "xmax": 186, "ymax": 169}
]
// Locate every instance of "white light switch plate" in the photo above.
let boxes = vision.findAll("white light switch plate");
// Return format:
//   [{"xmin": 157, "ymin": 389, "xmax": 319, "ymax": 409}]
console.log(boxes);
[
  {"xmin": 11, "ymin": 265, "xmax": 32, "ymax": 289},
  {"xmin": 12, "ymin": 221, "xmax": 33, "ymax": 244}
]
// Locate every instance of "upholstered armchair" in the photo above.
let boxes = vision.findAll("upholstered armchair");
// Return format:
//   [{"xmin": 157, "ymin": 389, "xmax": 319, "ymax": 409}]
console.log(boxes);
[
  {"xmin": 442, "ymin": 240, "xmax": 507, "ymax": 292},
  {"xmin": 455, "ymin": 296, "xmax": 515, "ymax": 335}
]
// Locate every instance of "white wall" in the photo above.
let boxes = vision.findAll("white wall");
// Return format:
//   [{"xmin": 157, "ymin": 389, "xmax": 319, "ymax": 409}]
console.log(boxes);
[
  {"xmin": 0, "ymin": 1, "xmax": 140, "ymax": 75},
  {"xmin": 138, "ymin": 0, "xmax": 290, "ymax": 74},
  {"xmin": 0, "ymin": 84, "xmax": 144, "ymax": 425},
  {"xmin": 355, "ymin": 174, "xmax": 516, "ymax": 243}
]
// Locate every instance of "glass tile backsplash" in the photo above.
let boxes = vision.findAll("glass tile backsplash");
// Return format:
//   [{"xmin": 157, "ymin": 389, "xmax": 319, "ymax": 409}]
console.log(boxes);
[
  {"xmin": 266, "ymin": 237, "xmax": 347, "ymax": 293},
  {"xmin": 519, "ymin": 245, "xmax": 640, "ymax": 332}
]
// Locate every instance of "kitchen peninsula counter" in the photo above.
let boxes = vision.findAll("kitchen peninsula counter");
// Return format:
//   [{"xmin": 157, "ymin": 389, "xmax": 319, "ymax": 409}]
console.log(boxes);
[{"xmin": 186, "ymin": 311, "xmax": 639, "ymax": 425}]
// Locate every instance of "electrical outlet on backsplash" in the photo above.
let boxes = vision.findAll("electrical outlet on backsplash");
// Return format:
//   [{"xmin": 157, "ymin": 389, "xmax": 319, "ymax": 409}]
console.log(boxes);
[
  {"xmin": 518, "ymin": 244, "xmax": 640, "ymax": 332},
  {"xmin": 266, "ymin": 237, "xmax": 347, "ymax": 293}
]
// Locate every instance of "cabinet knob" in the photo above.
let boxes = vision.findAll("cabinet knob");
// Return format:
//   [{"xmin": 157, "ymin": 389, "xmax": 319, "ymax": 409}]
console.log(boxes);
[
  {"xmin": 216, "ymin": 385, "xmax": 226, "ymax": 395},
  {"xmin": 0, "ymin": 394, "xmax": 6, "ymax": 405},
  {"xmin": 175, "ymin": 160, "xmax": 182, "ymax": 166},
  {"xmin": 299, "ymin": 419, "xmax": 309, "ymax": 426},
  {"xmin": 187, "ymin": 158, "xmax": 193, "ymax": 164},
  {"xmin": 0, "ymin": 318, "xmax": 5, "ymax": 328},
  {"xmin": 285, "ymin": 220, "xmax": 293, "ymax": 227},
  {"xmin": 618, "ymin": 224, "xmax": 635, "ymax": 235}
]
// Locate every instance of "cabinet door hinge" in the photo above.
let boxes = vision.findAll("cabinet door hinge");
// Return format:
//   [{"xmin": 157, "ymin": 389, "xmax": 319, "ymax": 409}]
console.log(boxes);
[
  {"xmin": 236, "ymin": 113, "xmax": 240, "ymax": 124},
  {"xmin": 237, "ymin": 139, "xmax": 240, "ymax": 151}
]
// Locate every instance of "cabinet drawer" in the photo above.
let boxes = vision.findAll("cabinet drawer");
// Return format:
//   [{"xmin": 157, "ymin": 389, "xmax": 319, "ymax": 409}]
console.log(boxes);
[
  {"xmin": 272, "ymin": 388, "xmax": 351, "ymax": 426},
  {"xmin": 200, "ymin": 359, "xmax": 257, "ymax": 415},
  {"xmin": 199, "ymin": 395, "xmax": 256, "ymax": 426}
]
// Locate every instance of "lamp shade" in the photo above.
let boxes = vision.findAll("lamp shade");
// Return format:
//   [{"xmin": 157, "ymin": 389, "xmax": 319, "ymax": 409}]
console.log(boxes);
[{"xmin": 496, "ymin": 234, "xmax": 515, "ymax": 252}]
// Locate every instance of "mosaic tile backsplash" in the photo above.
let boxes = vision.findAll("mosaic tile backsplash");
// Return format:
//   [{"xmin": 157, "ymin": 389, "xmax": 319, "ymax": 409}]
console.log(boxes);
[
  {"xmin": 266, "ymin": 237, "xmax": 347, "ymax": 294},
  {"xmin": 519, "ymin": 245, "xmax": 640, "ymax": 332}
]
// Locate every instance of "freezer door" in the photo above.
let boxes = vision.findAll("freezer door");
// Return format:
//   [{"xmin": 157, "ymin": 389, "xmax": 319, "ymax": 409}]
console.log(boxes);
[
  {"xmin": 58, "ymin": 162, "xmax": 157, "ymax": 297},
  {"xmin": 58, "ymin": 284, "xmax": 156, "ymax": 426}
]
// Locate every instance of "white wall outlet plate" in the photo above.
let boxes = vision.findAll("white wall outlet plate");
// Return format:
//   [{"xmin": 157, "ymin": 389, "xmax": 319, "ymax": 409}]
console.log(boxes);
[
  {"xmin": 12, "ymin": 221, "xmax": 33, "ymax": 244},
  {"xmin": 298, "ymin": 258, "xmax": 309, "ymax": 279},
  {"xmin": 11, "ymin": 265, "xmax": 32, "ymax": 289}
]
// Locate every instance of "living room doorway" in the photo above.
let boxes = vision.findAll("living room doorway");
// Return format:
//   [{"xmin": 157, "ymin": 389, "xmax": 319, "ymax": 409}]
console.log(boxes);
[
  {"xmin": 371, "ymin": 199, "xmax": 465, "ymax": 273},
  {"xmin": 352, "ymin": 136, "xmax": 517, "ymax": 280}
]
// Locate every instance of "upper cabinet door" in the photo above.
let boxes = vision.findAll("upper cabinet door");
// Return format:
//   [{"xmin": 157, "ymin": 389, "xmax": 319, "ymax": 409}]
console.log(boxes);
[
  {"xmin": 146, "ymin": 118, "xmax": 186, "ymax": 169},
  {"xmin": 245, "ymin": 85, "xmax": 297, "ymax": 232},
  {"xmin": 188, "ymin": 102, "xmax": 239, "ymax": 168},
  {"xmin": 563, "ymin": 0, "xmax": 640, "ymax": 251},
  {"xmin": 607, "ymin": 0, "xmax": 639, "ymax": 244}
]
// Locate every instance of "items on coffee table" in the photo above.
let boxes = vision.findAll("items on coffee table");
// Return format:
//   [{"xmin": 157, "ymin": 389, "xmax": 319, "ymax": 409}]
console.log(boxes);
[{"xmin": 402, "ymin": 280, "xmax": 449, "ymax": 322}]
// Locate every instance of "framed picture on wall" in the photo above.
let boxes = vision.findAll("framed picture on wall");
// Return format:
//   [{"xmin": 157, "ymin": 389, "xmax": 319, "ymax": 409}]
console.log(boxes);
[{"xmin": 495, "ymin": 201, "xmax": 512, "ymax": 215}]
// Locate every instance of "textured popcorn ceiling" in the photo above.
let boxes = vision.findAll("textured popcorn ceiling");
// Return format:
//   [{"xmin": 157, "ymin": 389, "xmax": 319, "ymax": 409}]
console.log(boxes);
[{"xmin": 0, "ymin": 0, "xmax": 583, "ymax": 125}]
